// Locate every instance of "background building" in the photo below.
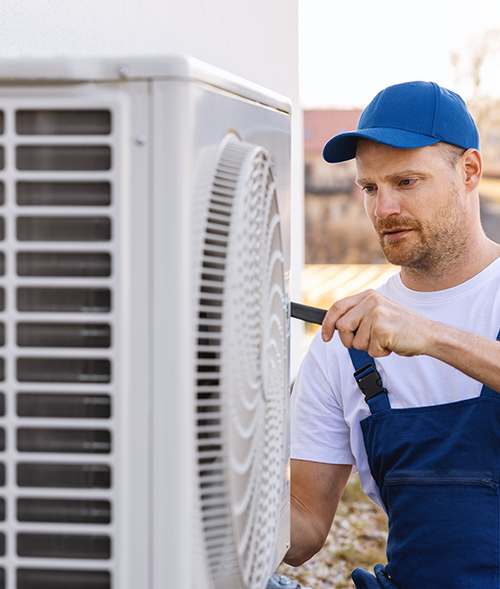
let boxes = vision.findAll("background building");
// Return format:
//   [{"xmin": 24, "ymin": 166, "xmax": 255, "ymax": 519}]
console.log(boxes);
[{"xmin": 303, "ymin": 109, "xmax": 383, "ymax": 265}]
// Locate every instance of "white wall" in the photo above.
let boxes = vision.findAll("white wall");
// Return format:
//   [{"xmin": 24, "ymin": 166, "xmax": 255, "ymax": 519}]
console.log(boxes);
[
  {"xmin": 0, "ymin": 0, "xmax": 304, "ymax": 374},
  {"xmin": 0, "ymin": 0, "xmax": 295, "ymax": 96}
]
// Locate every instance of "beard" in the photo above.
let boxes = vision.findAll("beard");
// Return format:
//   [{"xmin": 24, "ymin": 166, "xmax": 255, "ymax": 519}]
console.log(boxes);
[{"xmin": 373, "ymin": 186, "xmax": 468, "ymax": 274}]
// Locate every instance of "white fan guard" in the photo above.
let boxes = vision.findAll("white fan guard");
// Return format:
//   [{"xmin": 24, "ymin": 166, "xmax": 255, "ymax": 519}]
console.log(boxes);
[{"xmin": 195, "ymin": 133, "xmax": 288, "ymax": 589}]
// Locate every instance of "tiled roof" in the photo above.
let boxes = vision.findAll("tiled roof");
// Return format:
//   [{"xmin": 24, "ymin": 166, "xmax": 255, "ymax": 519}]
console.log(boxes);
[{"xmin": 304, "ymin": 109, "xmax": 362, "ymax": 153}]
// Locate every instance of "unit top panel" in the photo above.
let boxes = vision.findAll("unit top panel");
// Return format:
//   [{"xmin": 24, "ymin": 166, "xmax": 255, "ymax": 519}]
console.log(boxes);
[{"xmin": 0, "ymin": 55, "xmax": 291, "ymax": 114}]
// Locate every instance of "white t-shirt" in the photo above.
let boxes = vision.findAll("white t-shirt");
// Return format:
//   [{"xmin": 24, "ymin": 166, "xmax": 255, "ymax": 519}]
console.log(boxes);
[{"xmin": 290, "ymin": 257, "xmax": 500, "ymax": 509}]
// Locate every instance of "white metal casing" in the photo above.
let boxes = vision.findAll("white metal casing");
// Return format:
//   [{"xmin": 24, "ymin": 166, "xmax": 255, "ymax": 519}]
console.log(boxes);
[{"xmin": 0, "ymin": 56, "xmax": 291, "ymax": 589}]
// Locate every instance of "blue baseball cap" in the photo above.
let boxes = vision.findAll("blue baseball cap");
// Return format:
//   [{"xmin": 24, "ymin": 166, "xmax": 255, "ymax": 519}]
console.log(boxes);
[{"xmin": 323, "ymin": 81, "xmax": 480, "ymax": 163}]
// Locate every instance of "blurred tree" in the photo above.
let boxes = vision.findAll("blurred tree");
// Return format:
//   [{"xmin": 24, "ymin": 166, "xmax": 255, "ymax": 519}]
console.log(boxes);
[
  {"xmin": 450, "ymin": 29, "xmax": 500, "ymax": 173},
  {"xmin": 450, "ymin": 28, "xmax": 500, "ymax": 131}
]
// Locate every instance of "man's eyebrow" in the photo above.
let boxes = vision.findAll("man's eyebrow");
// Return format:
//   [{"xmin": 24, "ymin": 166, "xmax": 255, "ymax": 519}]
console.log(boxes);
[{"xmin": 355, "ymin": 170, "xmax": 429, "ymax": 186}]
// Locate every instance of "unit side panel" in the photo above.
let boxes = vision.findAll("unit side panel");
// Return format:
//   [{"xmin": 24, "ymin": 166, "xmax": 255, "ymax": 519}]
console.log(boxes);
[
  {"xmin": 151, "ymin": 78, "xmax": 292, "ymax": 589},
  {"xmin": 151, "ymin": 80, "xmax": 197, "ymax": 589},
  {"xmin": 111, "ymin": 81, "xmax": 151, "ymax": 589}
]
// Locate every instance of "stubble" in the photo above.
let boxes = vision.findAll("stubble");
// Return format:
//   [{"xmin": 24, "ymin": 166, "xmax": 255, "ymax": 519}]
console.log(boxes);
[{"xmin": 375, "ymin": 183, "xmax": 469, "ymax": 276}]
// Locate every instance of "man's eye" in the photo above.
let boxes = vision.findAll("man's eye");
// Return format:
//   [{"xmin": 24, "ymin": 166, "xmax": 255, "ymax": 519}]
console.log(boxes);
[
  {"xmin": 362, "ymin": 185, "xmax": 375, "ymax": 193},
  {"xmin": 400, "ymin": 179, "xmax": 414, "ymax": 186}
]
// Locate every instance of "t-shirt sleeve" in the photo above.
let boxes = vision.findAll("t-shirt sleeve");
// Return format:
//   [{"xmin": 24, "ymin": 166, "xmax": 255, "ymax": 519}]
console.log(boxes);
[{"xmin": 290, "ymin": 330, "xmax": 355, "ymax": 465}]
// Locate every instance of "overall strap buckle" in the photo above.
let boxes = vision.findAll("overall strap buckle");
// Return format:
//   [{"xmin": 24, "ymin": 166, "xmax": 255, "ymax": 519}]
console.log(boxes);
[{"xmin": 354, "ymin": 363, "xmax": 388, "ymax": 401}]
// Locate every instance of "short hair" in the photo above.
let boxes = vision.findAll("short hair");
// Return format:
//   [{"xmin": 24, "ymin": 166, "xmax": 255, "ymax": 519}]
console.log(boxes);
[
  {"xmin": 437, "ymin": 142, "xmax": 467, "ymax": 169},
  {"xmin": 356, "ymin": 138, "xmax": 467, "ymax": 169}
]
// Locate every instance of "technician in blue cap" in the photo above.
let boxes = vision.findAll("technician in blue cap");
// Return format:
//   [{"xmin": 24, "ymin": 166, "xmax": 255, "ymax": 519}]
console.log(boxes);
[{"xmin": 286, "ymin": 81, "xmax": 500, "ymax": 588}]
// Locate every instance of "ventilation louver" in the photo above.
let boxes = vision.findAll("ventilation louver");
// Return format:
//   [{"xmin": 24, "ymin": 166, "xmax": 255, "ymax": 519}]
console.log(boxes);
[
  {"xmin": 195, "ymin": 134, "xmax": 288, "ymax": 589},
  {"xmin": 0, "ymin": 107, "xmax": 115, "ymax": 589}
]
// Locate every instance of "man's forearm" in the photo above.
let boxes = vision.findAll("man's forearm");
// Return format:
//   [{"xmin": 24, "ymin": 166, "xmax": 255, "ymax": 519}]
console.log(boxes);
[
  {"xmin": 426, "ymin": 323, "xmax": 500, "ymax": 393},
  {"xmin": 284, "ymin": 461, "xmax": 351, "ymax": 567},
  {"xmin": 284, "ymin": 496, "xmax": 330, "ymax": 566}
]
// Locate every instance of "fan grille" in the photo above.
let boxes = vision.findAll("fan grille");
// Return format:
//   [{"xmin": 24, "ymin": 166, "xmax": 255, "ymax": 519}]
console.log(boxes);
[{"xmin": 195, "ymin": 135, "xmax": 288, "ymax": 589}]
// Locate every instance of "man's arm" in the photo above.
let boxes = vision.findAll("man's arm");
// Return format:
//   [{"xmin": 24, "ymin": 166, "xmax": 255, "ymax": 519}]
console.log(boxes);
[
  {"xmin": 284, "ymin": 459, "xmax": 351, "ymax": 567},
  {"xmin": 321, "ymin": 289, "xmax": 500, "ymax": 393},
  {"xmin": 422, "ymin": 322, "xmax": 500, "ymax": 393}
]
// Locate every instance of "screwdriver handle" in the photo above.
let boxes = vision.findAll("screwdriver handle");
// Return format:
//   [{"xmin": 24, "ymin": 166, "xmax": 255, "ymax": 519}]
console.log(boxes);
[{"xmin": 290, "ymin": 302, "xmax": 327, "ymax": 325}]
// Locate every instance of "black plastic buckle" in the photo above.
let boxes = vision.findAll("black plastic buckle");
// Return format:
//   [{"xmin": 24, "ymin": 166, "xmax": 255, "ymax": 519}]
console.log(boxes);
[{"xmin": 353, "ymin": 363, "xmax": 388, "ymax": 401}]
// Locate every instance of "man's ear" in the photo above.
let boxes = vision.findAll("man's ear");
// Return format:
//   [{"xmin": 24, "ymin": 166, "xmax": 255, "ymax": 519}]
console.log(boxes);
[{"xmin": 462, "ymin": 148, "xmax": 482, "ymax": 191}]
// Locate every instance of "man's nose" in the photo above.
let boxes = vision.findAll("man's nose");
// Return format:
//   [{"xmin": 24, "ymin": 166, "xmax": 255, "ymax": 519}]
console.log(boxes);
[{"xmin": 374, "ymin": 188, "xmax": 402, "ymax": 219}]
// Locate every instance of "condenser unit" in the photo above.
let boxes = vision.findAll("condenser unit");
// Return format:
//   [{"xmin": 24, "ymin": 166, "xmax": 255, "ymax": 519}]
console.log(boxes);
[{"xmin": 0, "ymin": 56, "xmax": 292, "ymax": 589}]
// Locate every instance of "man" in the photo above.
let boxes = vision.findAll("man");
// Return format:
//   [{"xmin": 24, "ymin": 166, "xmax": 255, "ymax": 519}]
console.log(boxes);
[{"xmin": 285, "ymin": 81, "xmax": 500, "ymax": 588}]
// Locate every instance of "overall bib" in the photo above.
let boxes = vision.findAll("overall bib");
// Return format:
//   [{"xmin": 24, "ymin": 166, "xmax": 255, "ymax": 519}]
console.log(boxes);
[{"xmin": 347, "ymin": 331, "xmax": 500, "ymax": 589}]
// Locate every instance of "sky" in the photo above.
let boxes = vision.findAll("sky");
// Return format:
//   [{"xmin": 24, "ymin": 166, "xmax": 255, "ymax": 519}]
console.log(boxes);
[{"xmin": 299, "ymin": 0, "xmax": 500, "ymax": 110}]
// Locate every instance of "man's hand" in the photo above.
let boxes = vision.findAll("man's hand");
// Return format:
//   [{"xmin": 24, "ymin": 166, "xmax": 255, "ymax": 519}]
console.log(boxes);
[
  {"xmin": 321, "ymin": 289, "xmax": 500, "ymax": 393},
  {"xmin": 321, "ymin": 289, "xmax": 435, "ymax": 358}
]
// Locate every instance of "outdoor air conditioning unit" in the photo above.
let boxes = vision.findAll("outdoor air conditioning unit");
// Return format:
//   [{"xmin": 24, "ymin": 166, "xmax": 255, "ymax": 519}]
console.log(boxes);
[{"xmin": 0, "ymin": 56, "xmax": 292, "ymax": 589}]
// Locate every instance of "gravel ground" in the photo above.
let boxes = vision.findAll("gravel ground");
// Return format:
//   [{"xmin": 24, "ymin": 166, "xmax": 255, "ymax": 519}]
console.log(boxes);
[{"xmin": 277, "ymin": 474, "xmax": 388, "ymax": 589}]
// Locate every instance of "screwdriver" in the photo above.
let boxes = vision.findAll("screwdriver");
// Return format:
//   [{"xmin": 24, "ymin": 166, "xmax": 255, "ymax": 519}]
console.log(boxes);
[{"xmin": 290, "ymin": 302, "xmax": 327, "ymax": 325}]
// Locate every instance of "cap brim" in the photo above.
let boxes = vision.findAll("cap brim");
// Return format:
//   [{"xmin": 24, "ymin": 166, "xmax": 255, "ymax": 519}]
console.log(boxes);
[{"xmin": 322, "ymin": 128, "xmax": 440, "ymax": 163}]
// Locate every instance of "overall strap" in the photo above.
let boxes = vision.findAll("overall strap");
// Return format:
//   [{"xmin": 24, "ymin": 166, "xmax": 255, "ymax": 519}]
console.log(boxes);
[
  {"xmin": 480, "ymin": 327, "xmax": 500, "ymax": 399},
  {"xmin": 348, "ymin": 348, "xmax": 390, "ymax": 413}
]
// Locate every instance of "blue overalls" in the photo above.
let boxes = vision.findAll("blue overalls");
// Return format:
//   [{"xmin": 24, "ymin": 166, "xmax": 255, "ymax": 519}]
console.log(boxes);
[{"xmin": 347, "ymin": 331, "xmax": 500, "ymax": 589}]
